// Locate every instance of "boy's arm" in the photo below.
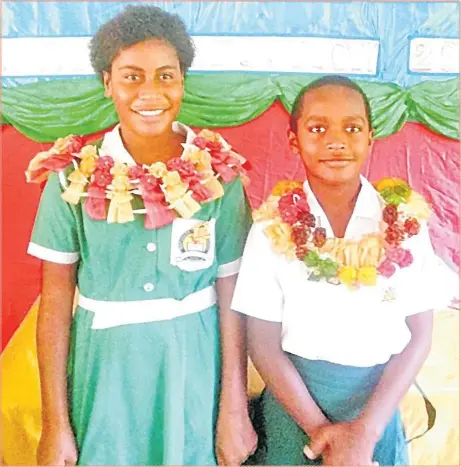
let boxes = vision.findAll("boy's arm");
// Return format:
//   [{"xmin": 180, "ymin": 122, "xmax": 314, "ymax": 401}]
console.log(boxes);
[
  {"xmin": 358, "ymin": 310, "xmax": 433, "ymax": 437},
  {"xmin": 247, "ymin": 315, "xmax": 331, "ymax": 436},
  {"xmin": 307, "ymin": 310, "xmax": 433, "ymax": 465}
]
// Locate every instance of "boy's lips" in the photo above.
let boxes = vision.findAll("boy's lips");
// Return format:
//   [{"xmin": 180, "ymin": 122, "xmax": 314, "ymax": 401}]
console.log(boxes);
[{"xmin": 320, "ymin": 159, "xmax": 355, "ymax": 167}]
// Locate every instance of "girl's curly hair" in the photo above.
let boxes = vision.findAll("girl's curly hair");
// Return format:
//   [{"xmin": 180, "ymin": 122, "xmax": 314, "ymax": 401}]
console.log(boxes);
[{"xmin": 90, "ymin": 5, "xmax": 195, "ymax": 79}]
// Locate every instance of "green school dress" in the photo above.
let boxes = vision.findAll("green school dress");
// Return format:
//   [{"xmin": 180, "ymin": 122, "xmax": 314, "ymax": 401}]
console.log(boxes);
[{"xmin": 28, "ymin": 124, "xmax": 252, "ymax": 466}]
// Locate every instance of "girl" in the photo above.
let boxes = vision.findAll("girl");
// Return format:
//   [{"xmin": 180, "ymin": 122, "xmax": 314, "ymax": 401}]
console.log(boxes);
[
  {"xmin": 232, "ymin": 75, "xmax": 451, "ymax": 466},
  {"xmin": 26, "ymin": 5, "xmax": 256, "ymax": 466}
]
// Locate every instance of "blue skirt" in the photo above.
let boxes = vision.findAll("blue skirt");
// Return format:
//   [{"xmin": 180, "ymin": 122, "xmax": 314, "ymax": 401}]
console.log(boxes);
[{"xmin": 248, "ymin": 353, "xmax": 409, "ymax": 466}]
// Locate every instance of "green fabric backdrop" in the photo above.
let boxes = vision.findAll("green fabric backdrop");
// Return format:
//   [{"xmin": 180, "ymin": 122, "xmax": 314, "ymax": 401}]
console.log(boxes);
[{"xmin": 2, "ymin": 75, "xmax": 459, "ymax": 142}]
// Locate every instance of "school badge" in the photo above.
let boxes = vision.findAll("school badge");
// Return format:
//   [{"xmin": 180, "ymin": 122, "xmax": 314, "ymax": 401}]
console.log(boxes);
[
  {"xmin": 382, "ymin": 286, "xmax": 396, "ymax": 302},
  {"xmin": 170, "ymin": 218, "xmax": 216, "ymax": 271}
]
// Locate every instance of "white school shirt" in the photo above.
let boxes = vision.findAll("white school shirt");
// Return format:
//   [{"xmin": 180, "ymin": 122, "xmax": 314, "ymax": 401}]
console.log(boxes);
[{"xmin": 231, "ymin": 176, "xmax": 456, "ymax": 367}]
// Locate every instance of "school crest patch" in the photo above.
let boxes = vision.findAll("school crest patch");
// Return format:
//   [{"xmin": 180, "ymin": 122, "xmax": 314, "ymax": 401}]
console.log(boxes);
[
  {"xmin": 382, "ymin": 286, "xmax": 397, "ymax": 302},
  {"xmin": 170, "ymin": 218, "xmax": 216, "ymax": 271}
]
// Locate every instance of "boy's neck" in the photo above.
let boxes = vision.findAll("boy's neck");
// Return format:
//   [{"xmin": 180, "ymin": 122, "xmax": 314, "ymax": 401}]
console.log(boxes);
[
  {"xmin": 119, "ymin": 126, "xmax": 185, "ymax": 166},
  {"xmin": 306, "ymin": 174, "xmax": 362, "ymax": 211},
  {"xmin": 306, "ymin": 174, "xmax": 362, "ymax": 238}
]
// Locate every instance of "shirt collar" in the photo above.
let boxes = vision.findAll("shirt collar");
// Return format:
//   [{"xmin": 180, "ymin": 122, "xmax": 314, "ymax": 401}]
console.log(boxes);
[
  {"xmin": 100, "ymin": 121, "xmax": 197, "ymax": 166},
  {"xmin": 302, "ymin": 174, "xmax": 384, "ymax": 222}
]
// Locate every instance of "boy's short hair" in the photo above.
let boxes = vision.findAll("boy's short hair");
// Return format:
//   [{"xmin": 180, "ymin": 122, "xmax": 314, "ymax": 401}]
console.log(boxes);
[
  {"xmin": 289, "ymin": 75, "xmax": 373, "ymax": 132},
  {"xmin": 90, "ymin": 5, "xmax": 195, "ymax": 79}
]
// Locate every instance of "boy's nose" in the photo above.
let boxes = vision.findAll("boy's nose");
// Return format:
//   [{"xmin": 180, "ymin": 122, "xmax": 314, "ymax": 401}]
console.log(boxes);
[{"xmin": 326, "ymin": 141, "xmax": 346, "ymax": 151}]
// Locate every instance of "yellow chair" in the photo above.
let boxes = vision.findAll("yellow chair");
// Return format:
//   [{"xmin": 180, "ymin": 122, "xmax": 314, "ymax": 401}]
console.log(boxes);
[
  {"xmin": 1, "ymin": 299, "xmax": 41, "ymax": 466},
  {"xmin": 2, "ymin": 300, "xmax": 459, "ymax": 466}
]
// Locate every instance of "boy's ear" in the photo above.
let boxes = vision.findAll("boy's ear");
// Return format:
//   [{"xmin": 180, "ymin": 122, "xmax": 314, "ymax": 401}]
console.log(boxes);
[
  {"xmin": 288, "ymin": 130, "xmax": 300, "ymax": 154},
  {"xmin": 368, "ymin": 129, "xmax": 374, "ymax": 148}
]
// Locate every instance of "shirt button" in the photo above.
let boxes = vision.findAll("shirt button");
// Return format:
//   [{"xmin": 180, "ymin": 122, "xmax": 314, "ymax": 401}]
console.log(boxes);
[
  {"xmin": 146, "ymin": 243, "xmax": 157, "ymax": 252},
  {"xmin": 143, "ymin": 283, "xmax": 154, "ymax": 292}
]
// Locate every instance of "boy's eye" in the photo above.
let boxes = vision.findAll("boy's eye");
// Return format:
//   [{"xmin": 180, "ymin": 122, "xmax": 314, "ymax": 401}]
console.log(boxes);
[
  {"xmin": 160, "ymin": 73, "xmax": 174, "ymax": 80},
  {"xmin": 310, "ymin": 126, "xmax": 326, "ymax": 134},
  {"xmin": 346, "ymin": 125, "xmax": 361, "ymax": 133}
]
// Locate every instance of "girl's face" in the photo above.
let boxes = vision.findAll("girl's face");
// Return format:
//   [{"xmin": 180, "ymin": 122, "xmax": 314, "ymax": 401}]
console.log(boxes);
[
  {"xmin": 103, "ymin": 39, "xmax": 184, "ymax": 140},
  {"xmin": 289, "ymin": 85, "xmax": 373, "ymax": 186}
]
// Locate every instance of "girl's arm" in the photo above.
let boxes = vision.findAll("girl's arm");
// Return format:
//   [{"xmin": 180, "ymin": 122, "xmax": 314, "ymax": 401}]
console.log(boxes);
[
  {"xmin": 307, "ymin": 310, "xmax": 433, "ymax": 465},
  {"xmin": 215, "ymin": 275, "xmax": 257, "ymax": 466},
  {"xmin": 36, "ymin": 261, "xmax": 79, "ymax": 465},
  {"xmin": 247, "ymin": 315, "xmax": 331, "ymax": 436}
]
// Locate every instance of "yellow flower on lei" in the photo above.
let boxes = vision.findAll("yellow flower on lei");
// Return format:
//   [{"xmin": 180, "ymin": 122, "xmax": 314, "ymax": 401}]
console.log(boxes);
[
  {"xmin": 107, "ymin": 163, "xmax": 134, "ymax": 224},
  {"xmin": 357, "ymin": 266, "xmax": 378, "ymax": 286},
  {"xmin": 264, "ymin": 221, "xmax": 295, "ymax": 258},
  {"xmin": 78, "ymin": 145, "xmax": 98, "ymax": 176},
  {"xmin": 374, "ymin": 177, "xmax": 408, "ymax": 192},
  {"xmin": 53, "ymin": 135, "xmax": 76, "ymax": 153},
  {"xmin": 182, "ymin": 145, "xmax": 212, "ymax": 171},
  {"xmin": 148, "ymin": 162, "xmax": 168, "ymax": 178},
  {"xmin": 271, "ymin": 180, "xmax": 303, "ymax": 196},
  {"xmin": 338, "ymin": 266, "xmax": 358, "ymax": 286},
  {"xmin": 162, "ymin": 170, "xmax": 201, "ymax": 219},
  {"xmin": 253, "ymin": 196, "xmax": 280, "ymax": 222},
  {"xmin": 182, "ymin": 148, "xmax": 225, "ymax": 201},
  {"xmin": 199, "ymin": 128, "xmax": 221, "ymax": 142},
  {"xmin": 399, "ymin": 191, "xmax": 432, "ymax": 221},
  {"xmin": 61, "ymin": 170, "xmax": 89, "ymax": 204}
]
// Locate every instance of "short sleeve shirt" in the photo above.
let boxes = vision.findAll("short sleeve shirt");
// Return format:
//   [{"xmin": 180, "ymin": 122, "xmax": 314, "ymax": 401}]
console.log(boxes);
[{"xmin": 231, "ymin": 176, "xmax": 456, "ymax": 367}]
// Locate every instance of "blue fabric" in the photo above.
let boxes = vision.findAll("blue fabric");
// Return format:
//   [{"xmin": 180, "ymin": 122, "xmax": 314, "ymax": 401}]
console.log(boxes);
[
  {"xmin": 250, "ymin": 353, "xmax": 409, "ymax": 466},
  {"xmin": 2, "ymin": 1, "xmax": 459, "ymax": 87}
]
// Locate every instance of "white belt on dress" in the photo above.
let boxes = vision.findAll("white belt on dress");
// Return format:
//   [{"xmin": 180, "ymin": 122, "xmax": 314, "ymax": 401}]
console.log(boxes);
[{"xmin": 78, "ymin": 285, "xmax": 217, "ymax": 330}]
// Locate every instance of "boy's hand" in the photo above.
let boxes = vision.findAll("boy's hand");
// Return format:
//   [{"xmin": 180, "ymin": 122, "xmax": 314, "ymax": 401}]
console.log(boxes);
[{"xmin": 304, "ymin": 419, "xmax": 378, "ymax": 466}]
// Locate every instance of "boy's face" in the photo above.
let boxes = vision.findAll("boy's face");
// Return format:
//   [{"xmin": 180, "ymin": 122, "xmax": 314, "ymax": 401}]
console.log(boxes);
[
  {"xmin": 103, "ymin": 39, "xmax": 184, "ymax": 139},
  {"xmin": 289, "ymin": 85, "xmax": 373, "ymax": 186}
]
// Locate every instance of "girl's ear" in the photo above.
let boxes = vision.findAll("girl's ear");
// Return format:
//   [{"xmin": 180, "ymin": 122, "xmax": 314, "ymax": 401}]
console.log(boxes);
[{"xmin": 103, "ymin": 71, "xmax": 112, "ymax": 98}]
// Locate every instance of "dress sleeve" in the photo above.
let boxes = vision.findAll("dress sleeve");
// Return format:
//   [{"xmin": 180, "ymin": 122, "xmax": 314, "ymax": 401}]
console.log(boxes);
[
  {"xmin": 27, "ymin": 172, "xmax": 81, "ymax": 264},
  {"xmin": 215, "ymin": 176, "xmax": 252, "ymax": 278}
]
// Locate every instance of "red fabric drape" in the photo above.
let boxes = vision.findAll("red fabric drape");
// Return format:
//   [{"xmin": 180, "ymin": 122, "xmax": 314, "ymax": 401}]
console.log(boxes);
[{"xmin": 2, "ymin": 101, "xmax": 459, "ymax": 349}]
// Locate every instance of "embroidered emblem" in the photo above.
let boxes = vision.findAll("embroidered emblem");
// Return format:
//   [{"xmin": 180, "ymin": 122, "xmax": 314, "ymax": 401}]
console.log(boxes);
[
  {"xmin": 382, "ymin": 287, "xmax": 396, "ymax": 302},
  {"xmin": 170, "ymin": 218, "xmax": 216, "ymax": 272},
  {"xmin": 177, "ymin": 222, "xmax": 212, "ymax": 262}
]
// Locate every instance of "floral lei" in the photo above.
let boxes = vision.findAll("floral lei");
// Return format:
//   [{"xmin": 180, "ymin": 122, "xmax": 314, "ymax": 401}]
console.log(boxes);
[
  {"xmin": 25, "ymin": 129, "xmax": 249, "ymax": 229},
  {"xmin": 253, "ymin": 178, "xmax": 432, "ymax": 289}
]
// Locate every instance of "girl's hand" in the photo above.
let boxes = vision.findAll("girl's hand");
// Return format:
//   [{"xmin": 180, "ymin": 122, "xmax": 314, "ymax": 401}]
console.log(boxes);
[
  {"xmin": 37, "ymin": 423, "xmax": 78, "ymax": 466},
  {"xmin": 215, "ymin": 408, "xmax": 258, "ymax": 466},
  {"xmin": 304, "ymin": 419, "xmax": 378, "ymax": 466}
]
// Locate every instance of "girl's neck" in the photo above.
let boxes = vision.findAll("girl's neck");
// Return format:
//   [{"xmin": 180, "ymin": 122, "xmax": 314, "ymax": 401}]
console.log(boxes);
[{"xmin": 119, "ymin": 126, "xmax": 185, "ymax": 166}]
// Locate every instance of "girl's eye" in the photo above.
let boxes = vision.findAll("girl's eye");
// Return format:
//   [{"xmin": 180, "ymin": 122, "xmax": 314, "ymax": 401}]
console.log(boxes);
[
  {"xmin": 310, "ymin": 126, "xmax": 326, "ymax": 134},
  {"xmin": 125, "ymin": 75, "xmax": 140, "ymax": 82},
  {"xmin": 160, "ymin": 73, "xmax": 174, "ymax": 80}
]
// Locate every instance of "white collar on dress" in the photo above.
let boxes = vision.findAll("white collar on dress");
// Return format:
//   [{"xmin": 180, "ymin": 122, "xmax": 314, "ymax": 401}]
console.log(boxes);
[
  {"xmin": 302, "ymin": 174, "xmax": 383, "ymax": 222},
  {"xmin": 100, "ymin": 121, "xmax": 197, "ymax": 166}
]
